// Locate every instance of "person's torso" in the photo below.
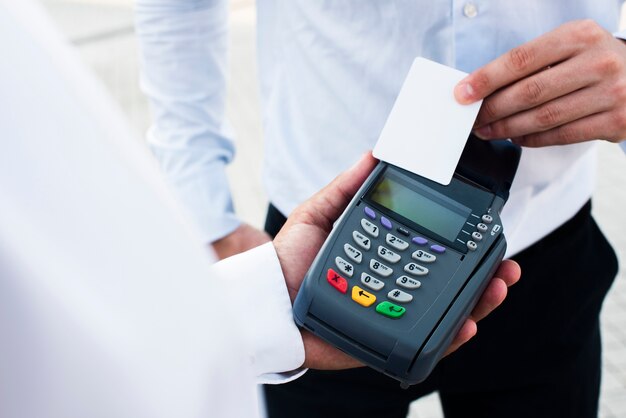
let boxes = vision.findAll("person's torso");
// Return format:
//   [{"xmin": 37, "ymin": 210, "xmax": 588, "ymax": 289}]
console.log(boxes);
[{"xmin": 256, "ymin": 0, "xmax": 621, "ymax": 254}]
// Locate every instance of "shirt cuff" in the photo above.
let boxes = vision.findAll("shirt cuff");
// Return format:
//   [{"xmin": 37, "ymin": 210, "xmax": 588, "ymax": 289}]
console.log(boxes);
[{"xmin": 209, "ymin": 242, "xmax": 306, "ymax": 383}]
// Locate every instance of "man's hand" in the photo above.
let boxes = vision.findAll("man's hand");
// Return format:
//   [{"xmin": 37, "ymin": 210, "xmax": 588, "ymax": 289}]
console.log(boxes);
[
  {"xmin": 455, "ymin": 20, "xmax": 626, "ymax": 147},
  {"xmin": 273, "ymin": 153, "xmax": 521, "ymax": 370},
  {"xmin": 212, "ymin": 223, "xmax": 271, "ymax": 260}
]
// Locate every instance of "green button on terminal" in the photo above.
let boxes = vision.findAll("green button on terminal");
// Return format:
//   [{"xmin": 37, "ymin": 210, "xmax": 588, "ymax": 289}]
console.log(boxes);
[{"xmin": 376, "ymin": 301, "xmax": 406, "ymax": 319}]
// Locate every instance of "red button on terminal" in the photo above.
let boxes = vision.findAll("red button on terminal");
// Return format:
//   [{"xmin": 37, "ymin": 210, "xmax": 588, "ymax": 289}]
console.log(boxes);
[{"xmin": 327, "ymin": 268, "xmax": 348, "ymax": 294}]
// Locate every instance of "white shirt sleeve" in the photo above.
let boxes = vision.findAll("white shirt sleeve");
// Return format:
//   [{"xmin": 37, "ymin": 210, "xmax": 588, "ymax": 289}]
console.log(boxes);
[
  {"xmin": 135, "ymin": 0, "xmax": 240, "ymax": 243},
  {"xmin": 211, "ymin": 243, "xmax": 307, "ymax": 384}
]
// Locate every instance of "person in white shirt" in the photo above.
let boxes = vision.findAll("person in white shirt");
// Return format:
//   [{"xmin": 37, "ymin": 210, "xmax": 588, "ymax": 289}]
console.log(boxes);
[
  {"xmin": 136, "ymin": 1, "xmax": 625, "ymax": 417},
  {"xmin": 0, "ymin": 1, "xmax": 519, "ymax": 417}
]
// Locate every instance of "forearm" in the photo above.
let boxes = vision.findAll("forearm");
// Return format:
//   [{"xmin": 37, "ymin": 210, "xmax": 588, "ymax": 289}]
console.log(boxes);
[{"xmin": 135, "ymin": 0, "xmax": 239, "ymax": 242}]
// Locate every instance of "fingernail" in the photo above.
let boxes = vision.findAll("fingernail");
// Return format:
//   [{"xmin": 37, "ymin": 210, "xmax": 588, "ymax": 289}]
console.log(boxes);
[
  {"xmin": 350, "ymin": 151, "xmax": 372, "ymax": 170},
  {"xmin": 455, "ymin": 80, "xmax": 475, "ymax": 104},
  {"xmin": 474, "ymin": 124, "xmax": 492, "ymax": 139}
]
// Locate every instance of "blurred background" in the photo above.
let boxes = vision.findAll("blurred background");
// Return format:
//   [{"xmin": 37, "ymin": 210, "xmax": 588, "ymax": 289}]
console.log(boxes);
[{"xmin": 40, "ymin": 1, "xmax": 626, "ymax": 417}]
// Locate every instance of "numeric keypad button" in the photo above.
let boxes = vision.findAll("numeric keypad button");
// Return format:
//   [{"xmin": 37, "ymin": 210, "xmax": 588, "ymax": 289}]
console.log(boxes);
[
  {"xmin": 386, "ymin": 233, "xmax": 409, "ymax": 251},
  {"xmin": 377, "ymin": 245, "xmax": 401, "ymax": 264},
  {"xmin": 370, "ymin": 259, "xmax": 393, "ymax": 277},
  {"xmin": 388, "ymin": 289, "xmax": 413, "ymax": 304},
  {"xmin": 396, "ymin": 275, "xmax": 421, "ymax": 289},
  {"xmin": 412, "ymin": 249, "xmax": 436, "ymax": 263},
  {"xmin": 352, "ymin": 231, "xmax": 371, "ymax": 250},
  {"xmin": 361, "ymin": 219, "xmax": 379, "ymax": 238},
  {"xmin": 404, "ymin": 262, "xmax": 428, "ymax": 276},
  {"xmin": 361, "ymin": 273, "xmax": 385, "ymax": 291},
  {"xmin": 344, "ymin": 243, "xmax": 363, "ymax": 263},
  {"xmin": 335, "ymin": 256, "xmax": 354, "ymax": 277}
]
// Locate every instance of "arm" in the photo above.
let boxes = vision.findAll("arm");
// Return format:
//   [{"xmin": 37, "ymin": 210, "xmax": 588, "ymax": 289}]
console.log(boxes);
[
  {"xmin": 454, "ymin": 20, "xmax": 626, "ymax": 149},
  {"xmin": 135, "ymin": 0, "xmax": 270, "ymax": 256}
]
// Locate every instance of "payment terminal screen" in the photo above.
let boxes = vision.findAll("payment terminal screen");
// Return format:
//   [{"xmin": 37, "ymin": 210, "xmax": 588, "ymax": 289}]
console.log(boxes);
[{"xmin": 368, "ymin": 174, "xmax": 471, "ymax": 242}]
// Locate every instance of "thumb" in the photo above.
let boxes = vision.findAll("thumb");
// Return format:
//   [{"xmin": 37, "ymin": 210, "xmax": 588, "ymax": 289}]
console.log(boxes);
[{"xmin": 298, "ymin": 152, "xmax": 378, "ymax": 232}]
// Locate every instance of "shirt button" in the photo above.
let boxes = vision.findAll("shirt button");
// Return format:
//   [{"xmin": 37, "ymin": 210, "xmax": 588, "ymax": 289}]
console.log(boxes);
[{"xmin": 463, "ymin": 2, "xmax": 478, "ymax": 18}]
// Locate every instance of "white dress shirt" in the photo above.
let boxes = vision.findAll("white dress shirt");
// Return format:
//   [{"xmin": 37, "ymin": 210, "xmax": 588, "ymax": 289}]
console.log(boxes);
[
  {"xmin": 136, "ymin": 0, "xmax": 626, "ymax": 256},
  {"xmin": 0, "ymin": 1, "xmax": 303, "ymax": 417}
]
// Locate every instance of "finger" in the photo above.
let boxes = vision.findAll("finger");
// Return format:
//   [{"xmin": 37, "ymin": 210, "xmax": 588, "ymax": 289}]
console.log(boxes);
[
  {"xmin": 475, "ymin": 54, "xmax": 602, "ymax": 128},
  {"xmin": 475, "ymin": 85, "xmax": 611, "ymax": 140},
  {"xmin": 443, "ymin": 320, "xmax": 477, "ymax": 357},
  {"xmin": 511, "ymin": 110, "xmax": 623, "ymax": 147},
  {"xmin": 467, "ymin": 260, "xmax": 521, "ymax": 323},
  {"xmin": 455, "ymin": 22, "xmax": 588, "ymax": 104},
  {"xmin": 494, "ymin": 259, "xmax": 521, "ymax": 288},
  {"xmin": 298, "ymin": 152, "xmax": 378, "ymax": 232},
  {"xmin": 469, "ymin": 277, "xmax": 508, "ymax": 323}
]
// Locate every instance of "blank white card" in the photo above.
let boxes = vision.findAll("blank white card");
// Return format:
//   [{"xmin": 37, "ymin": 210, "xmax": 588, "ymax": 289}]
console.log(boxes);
[{"xmin": 373, "ymin": 57, "xmax": 482, "ymax": 185}]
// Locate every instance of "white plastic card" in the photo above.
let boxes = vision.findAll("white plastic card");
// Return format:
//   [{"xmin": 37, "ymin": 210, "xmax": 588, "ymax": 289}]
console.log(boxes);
[{"xmin": 373, "ymin": 57, "xmax": 482, "ymax": 185}]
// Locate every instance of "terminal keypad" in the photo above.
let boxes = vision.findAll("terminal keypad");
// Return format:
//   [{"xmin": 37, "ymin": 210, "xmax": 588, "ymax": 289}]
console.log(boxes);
[{"xmin": 325, "ymin": 205, "xmax": 456, "ymax": 320}]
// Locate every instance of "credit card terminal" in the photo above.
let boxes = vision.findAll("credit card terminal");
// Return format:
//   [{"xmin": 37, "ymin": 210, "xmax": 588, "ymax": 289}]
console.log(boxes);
[{"xmin": 293, "ymin": 136, "xmax": 521, "ymax": 387}]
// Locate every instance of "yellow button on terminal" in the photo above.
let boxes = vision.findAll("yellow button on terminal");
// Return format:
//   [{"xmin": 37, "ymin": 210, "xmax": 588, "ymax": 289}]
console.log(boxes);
[{"xmin": 351, "ymin": 286, "xmax": 376, "ymax": 307}]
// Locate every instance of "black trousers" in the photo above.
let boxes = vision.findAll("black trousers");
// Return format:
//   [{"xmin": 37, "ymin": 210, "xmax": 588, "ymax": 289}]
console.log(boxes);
[{"xmin": 263, "ymin": 201, "xmax": 618, "ymax": 418}]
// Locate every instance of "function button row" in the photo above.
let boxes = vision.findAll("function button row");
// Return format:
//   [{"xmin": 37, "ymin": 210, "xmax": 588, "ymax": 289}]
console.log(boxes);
[
  {"xmin": 364, "ymin": 206, "xmax": 376, "ymax": 220},
  {"xmin": 335, "ymin": 256, "xmax": 354, "ymax": 277},
  {"xmin": 404, "ymin": 262, "xmax": 428, "ymax": 276},
  {"xmin": 326, "ymin": 269, "xmax": 348, "ymax": 293},
  {"xmin": 362, "ymin": 216, "xmax": 448, "ymax": 256},
  {"xmin": 412, "ymin": 236, "xmax": 428, "ymax": 246},
  {"xmin": 370, "ymin": 259, "xmax": 393, "ymax": 277},
  {"xmin": 396, "ymin": 275, "xmax": 421, "ymax": 289},
  {"xmin": 386, "ymin": 233, "xmax": 409, "ymax": 251},
  {"xmin": 430, "ymin": 244, "xmax": 446, "ymax": 254},
  {"xmin": 412, "ymin": 249, "xmax": 436, "ymax": 263},
  {"xmin": 388, "ymin": 288, "xmax": 413, "ymax": 304},
  {"xmin": 376, "ymin": 301, "xmax": 406, "ymax": 319},
  {"xmin": 352, "ymin": 285, "xmax": 376, "ymax": 307},
  {"xmin": 377, "ymin": 245, "xmax": 401, "ymax": 264},
  {"xmin": 361, "ymin": 272, "xmax": 385, "ymax": 291},
  {"xmin": 361, "ymin": 218, "xmax": 379, "ymax": 238},
  {"xmin": 352, "ymin": 230, "xmax": 371, "ymax": 250},
  {"xmin": 344, "ymin": 243, "xmax": 363, "ymax": 263}
]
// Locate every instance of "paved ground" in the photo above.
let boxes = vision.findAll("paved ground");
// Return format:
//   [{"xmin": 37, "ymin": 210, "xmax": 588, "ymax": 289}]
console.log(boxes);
[{"xmin": 41, "ymin": 1, "xmax": 626, "ymax": 416}]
